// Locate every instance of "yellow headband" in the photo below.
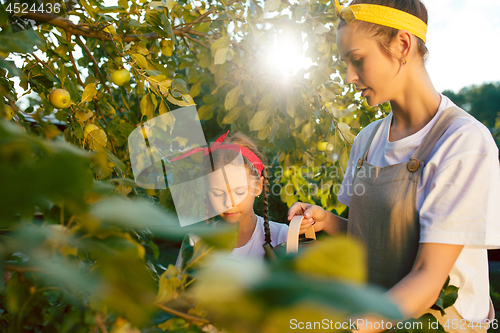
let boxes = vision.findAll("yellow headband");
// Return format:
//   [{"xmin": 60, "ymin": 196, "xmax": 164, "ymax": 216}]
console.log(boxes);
[{"xmin": 335, "ymin": 1, "xmax": 427, "ymax": 43}]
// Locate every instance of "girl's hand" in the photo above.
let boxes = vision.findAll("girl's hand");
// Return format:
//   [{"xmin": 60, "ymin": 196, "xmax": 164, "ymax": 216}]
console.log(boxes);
[{"xmin": 288, "ymin": 202, "xmax": 327, "ymax": 234}]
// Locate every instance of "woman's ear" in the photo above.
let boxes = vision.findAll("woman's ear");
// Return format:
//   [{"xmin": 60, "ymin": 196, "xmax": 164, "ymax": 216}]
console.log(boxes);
[{"xmin": 395, "ymin": 30, "xmax": 412, "ymax": 59}]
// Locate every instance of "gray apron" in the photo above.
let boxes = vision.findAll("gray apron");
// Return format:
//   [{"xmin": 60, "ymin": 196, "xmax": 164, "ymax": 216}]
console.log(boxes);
[{"xmin": 347, "ymin": 106, "xmax": 494, "ymax": 331}]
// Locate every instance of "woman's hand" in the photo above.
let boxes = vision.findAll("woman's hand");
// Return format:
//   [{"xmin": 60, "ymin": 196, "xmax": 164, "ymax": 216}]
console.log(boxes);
[{"xmin": 287, "ymin": 202, "xmax": 327, "ymax": 234}]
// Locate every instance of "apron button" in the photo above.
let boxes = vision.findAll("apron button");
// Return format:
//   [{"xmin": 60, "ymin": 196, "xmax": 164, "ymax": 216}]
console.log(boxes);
[
  {"xmin": 356, "ymin": 158, "xmax": 363, "ymax": 169},
  {"xmin": 407, "ymin": 159, "xmax": 420, "ymax": 172}
]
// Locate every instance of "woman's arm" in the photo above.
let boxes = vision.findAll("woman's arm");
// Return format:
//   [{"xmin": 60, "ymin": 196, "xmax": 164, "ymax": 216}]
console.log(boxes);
[
  {"xmin": 287, "ymin": 202, "xmax": 348, "ymax": 235},
  {"xmin": 388, "ymin": 243, "xmax": 464, "ymax": 317},
  {"xmin": 354, "ymin": 243, "xmax": 464, "ymax": 332}
]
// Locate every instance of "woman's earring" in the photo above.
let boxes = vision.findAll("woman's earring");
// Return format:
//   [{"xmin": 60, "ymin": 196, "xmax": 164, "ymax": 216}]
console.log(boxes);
[{"xmin": 401, "ymin": 58, "xmax": 407, "ymax": 65}]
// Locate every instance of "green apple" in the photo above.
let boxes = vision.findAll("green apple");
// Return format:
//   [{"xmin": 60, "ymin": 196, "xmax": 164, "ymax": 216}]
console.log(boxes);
[
  {"xmin": 111, "ymin": 69, "xmax": 131, "ymax": 86},
  {"xmin": 317, "ymin": 141, "xmax": 328, "ymax": 151},
  {"xmin": 85, "ymin": 124, "xmax": 98, "ymax": 134},
  {"xmin": 2, "ymin": 105, "xmax": 14, "ymax": 120},
  {"xmin": 49, "ymin": 88, "xmax": 71, "ymax": 109}
]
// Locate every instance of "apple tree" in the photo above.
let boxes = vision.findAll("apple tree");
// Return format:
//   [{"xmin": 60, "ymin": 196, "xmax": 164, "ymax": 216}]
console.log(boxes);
[{"xmin": 0, "ymin": 0, "xmax": 401, "ymax": 331}]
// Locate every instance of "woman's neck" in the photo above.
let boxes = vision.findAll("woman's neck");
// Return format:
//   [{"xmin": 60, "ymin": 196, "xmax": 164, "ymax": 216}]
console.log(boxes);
[
  {"xmin": 388, "ymin": 66, "xmax": 441, "ymax": 142},
  {"xmin": 235, "ymin": 211, "xmax": 258, "ymax": 248}
]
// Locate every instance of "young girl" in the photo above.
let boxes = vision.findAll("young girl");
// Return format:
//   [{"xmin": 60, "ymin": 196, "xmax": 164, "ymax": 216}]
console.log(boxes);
[
  {"xmin": 289, "ymin": 0, "xmax": 500, "ymax": 331},
  {"xmin": 174, "ymin": 131, "xmax": 288, "ymax": 267}
]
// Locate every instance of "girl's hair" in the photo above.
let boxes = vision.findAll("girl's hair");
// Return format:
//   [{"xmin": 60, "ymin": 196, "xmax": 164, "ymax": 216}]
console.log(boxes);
[
  {"xmin": 337, "ymin": 0, "xmax": 429, "ymax": 61},
  {"xmin": 203, "ymin": 132, "xmax": 272, "ymax": 246}
]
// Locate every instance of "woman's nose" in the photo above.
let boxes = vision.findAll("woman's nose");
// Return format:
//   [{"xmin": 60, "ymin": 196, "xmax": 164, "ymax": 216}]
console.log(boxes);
[{"xmin": 345, "ymin": 65, "xmax": 358, "ymax": 84}]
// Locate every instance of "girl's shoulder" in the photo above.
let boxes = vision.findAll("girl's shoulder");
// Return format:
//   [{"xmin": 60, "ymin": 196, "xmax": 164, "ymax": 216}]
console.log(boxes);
[
  {"xmin": 255, "ymin": 216, "xmax": 288, "ymax": 243},
  {"xmin": 268, "ymin": 220, "xmax": 288, "ymax": 232},
  {"xmin": 258, "ymin": 217, "xmax": 288, "ymax": 246}
]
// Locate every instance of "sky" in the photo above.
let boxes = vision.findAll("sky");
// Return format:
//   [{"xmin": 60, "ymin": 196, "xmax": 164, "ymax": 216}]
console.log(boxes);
[{"xmin": 423, "ymin": 0, "xmax": 500, "ymax": 92}]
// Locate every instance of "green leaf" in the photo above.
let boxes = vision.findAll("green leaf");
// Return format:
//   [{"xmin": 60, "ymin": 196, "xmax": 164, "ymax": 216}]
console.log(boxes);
[
  {"xmin": 0, "ymin": 59, "xmax": 22, "ymax": 77},
  {"xmin": 80, "ymin": 83, "xmax": 97, "ymax": 104},
  {"xmin": 224, "ymin": 84, "xmax": 242, "ymax": 110},
  {"xmin": 0, "ymin": 27, "xmax": 43, "ymax": 54},
  {"xmin": 264, "ymin": 0, "xmax": 281, "ymax": 13},
  {"xmin": 249, "ymin": 109, "xmax": 271, "ymax": 131},
  {"xmin": 140, "ymin": 93, "xmax": 155, "ymax": 120},
  {"xmin": 430, "ymin": 276, "xmax": 459, "ymax": 316},
  {"xmin": 0, "ymin": 121, "xmax": 94, "ymax": 220},
  {"xmin": 118, "ymin": 0, "xmax": 128, "ymax": 9},
  {"xmin": 160, "ymin": 108, "xmax": 175, "ymax": 135},
  {"xmin": 161, "ymin": 14, "xmax": 176, "ymax": 42},
  {"xmin": 214, "ymin": 47, "xmax": 229, "ymax": 65},
  {"xmin": 210, "ymin": 36, "xmax": 230, "ymax": 53},
  {"xmin": 160, "ymin": 39, "xmax": 174, "ymax": 57},
  {"xmin": 198, "ymin": 104, "xmax": 214, "ymax": 120},
  {"xmin": 87, "ymin": 129, "xmax": 107, "ymax": 151},
  {"xmin": 155, "ymin": 264, "xmax": 182, "ymax": 304},
  {"xmin": 197, "ymin": 50, "xmax": 212, "ymax": 68},
  {"xmin": 293, "ymin": 236, "xmax": 366, "ymax": 283},
  {"xmin": 131, "ymin": 53, "xmax": 150, "ymax": 69},
  {"xmin": 75, "ymin": 110, "xmax": 94, "ymax": 123},
  {"xmin": 190, "ymin": 81, "xmax": 202, "ymax": 98},
  {"xmin": 171, "ymin": 78, "xmax": 189, "ymax": 94},
  {"xmin": 158, "ymin": 101, "xmax": 169, "ymax": 115},
  {"xmin": 222, "ymin": 106, "xmax": 244, "ymax": 124},
  {"xmin": 80, "ymin": 0, "xmax": 96, "ymax": 19},
  {"xmin": 258, "ymin": 93, "xmax": 274, "ymax": 110},
  {"xmin": 0, "ymin": 4, "xmax": 8, "ymax": 27},
  {"xmin": 104, "ymin": 148, "xmax": 126, "ymax": 174},
  {"xmin": 147, "ymin": 240, "xmax": 160, "ymax": 260},
  {"xmin": 72, "ymin": 121, "xmax": 84, "ymax": 139}
]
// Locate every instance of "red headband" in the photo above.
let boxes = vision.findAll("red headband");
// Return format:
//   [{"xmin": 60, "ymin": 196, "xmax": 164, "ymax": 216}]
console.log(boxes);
[{"xmin": 170, "ymin": 131, "xmax": 265, "ymax": 176}]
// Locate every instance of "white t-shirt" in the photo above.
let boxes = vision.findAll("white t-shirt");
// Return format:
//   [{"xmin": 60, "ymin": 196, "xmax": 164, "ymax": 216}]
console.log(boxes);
[
  {"xmin": 175, "ymin": 216, "xmax": 289, "ymax": 268},
  {"xmin": 338, "ymin": 94, "xmax": 500, "ymax": 322}
]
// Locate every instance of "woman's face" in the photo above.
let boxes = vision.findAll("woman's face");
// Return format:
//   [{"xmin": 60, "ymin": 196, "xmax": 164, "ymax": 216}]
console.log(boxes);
[
  {"xmin": 206, "ymin": 164, "xmax": 263, "ymax": 224},
  {"xmin": 336, "ymin": 24, "xmax": 402, "ymax": 106}
]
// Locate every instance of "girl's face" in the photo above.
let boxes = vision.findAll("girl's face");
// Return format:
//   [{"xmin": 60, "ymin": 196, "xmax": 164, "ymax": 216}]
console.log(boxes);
[
  {"xmin": 336, "ymin": 25, "xmax": 403, "ymax": 106},
  {"xmin": 206, "ymin": 164, "xmax": 263, "ymax": 224}
]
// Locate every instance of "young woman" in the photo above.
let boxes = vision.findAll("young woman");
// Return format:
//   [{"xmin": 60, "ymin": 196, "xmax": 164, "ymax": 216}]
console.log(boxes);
[
  {"xmin": 288, "ymin": 0, "xmax": 500, "ymax": 331},
  {"xmin": 174, "ymin": 131, "xmax": 288, "ymax": 267}
]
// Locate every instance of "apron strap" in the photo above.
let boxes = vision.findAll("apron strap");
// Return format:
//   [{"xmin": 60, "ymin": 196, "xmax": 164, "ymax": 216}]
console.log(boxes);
[
  {"xmin": 410, "ymin": 106, "xmax": 471, "ymax": 162},
  {"xmin": 362, "ymin": 120, "xmax": 384, "ymax": 161}
]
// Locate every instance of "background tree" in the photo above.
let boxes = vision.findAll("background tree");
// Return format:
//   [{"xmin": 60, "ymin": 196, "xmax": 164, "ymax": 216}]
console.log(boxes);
[{"xmin": 443, "ymin": 82, "xmax": 500, "ymax": 147}]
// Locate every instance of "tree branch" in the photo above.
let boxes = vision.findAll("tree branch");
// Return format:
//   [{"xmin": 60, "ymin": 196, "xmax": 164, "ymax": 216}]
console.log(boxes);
[
  {"xmin": 75, "ymin": 36, "xmax": 113, "ymax": 97},
  {"xmin": 5, "ymin": 265, "xmax": 42, "ymax": 273},
  {"xmin": 95, "ymin": 313, "xmax": 109, "ymax": 333},
  {"xmin": 173, "ymin": 18, "xmax": 230, "ymax": 29},
  {"xmin": 32, "ymin": 53, "xmax": 58, "ymax": 78},
  {"xmin": 156, "ymin": 304, "xmax": 210, "ymax": 324},
  {"xmin": 180, "ymin": 34, "xmax": 196, "ymax": 55},
  {"xmin": 66, "ymin": 32, "xmax": 85, "ymax": 87},
  {"xmin": 22, "ymin": 11, "xmax": 180, "ymax": 41},
  {"xmin": 183, "ymin": 0, "xmax": 240, "ymax": 30},
  {"xmin": 21, "ymin": 2, "xmax": 239, "ymax": 42},
  {"xmin": 183, "ymin": 33, "xmax": 209, "ymax": 49}
]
